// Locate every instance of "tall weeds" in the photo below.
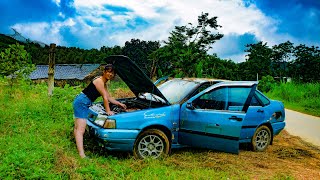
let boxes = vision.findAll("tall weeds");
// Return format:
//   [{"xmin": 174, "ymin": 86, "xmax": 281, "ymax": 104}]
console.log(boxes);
[{"xmin": 266, "ymin": 82, "xmax": 320, "ymax": 116}]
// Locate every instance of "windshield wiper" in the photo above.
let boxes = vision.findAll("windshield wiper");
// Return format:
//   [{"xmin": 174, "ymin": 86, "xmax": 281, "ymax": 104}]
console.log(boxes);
[
  {"xmin": 150, "ymin": 93, "xmax": 160, "ymax": 103},
  {"xmin": 151, "ymin": 94, "xmax": 166, "ymax": 104},
  {"xmin": 138, "ymin": 92, "xmax": 147, "ymax": 99},
  {"xmin": 139, "ymin": 93, "xmax": 165, "ymax": 104}
]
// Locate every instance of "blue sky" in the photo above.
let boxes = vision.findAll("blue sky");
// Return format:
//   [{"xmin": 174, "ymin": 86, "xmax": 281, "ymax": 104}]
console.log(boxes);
[{"xmin": 0, "ymin": 0, "xmax": 319, "ymax": 62}]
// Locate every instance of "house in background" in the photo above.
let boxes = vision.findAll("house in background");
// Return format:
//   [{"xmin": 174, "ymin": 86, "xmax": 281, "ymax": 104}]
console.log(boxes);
[{"xmin": 29, "ymin": 64, "xmax": 103, "ymax": 87}]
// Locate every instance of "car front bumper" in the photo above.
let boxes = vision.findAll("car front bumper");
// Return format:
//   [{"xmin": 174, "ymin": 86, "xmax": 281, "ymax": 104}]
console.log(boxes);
[{"xmin": 87, "ymin": 121, "xmax": 140, "ymax": 151}]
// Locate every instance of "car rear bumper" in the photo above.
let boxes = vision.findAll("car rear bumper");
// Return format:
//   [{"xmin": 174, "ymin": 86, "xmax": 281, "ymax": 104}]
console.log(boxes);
[
  {"xmin": 273, "ymin": 121, "xmax": 286, "ymax": 135},
  {"xmin": 239, "ymin": 121, "xmax": 286, "ymax": 143}
]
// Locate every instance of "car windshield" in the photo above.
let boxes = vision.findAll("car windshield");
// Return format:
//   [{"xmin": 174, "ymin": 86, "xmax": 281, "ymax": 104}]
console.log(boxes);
[{"xmin": 157, "ymin": 79, "xmax": 199, "ymax": 104}]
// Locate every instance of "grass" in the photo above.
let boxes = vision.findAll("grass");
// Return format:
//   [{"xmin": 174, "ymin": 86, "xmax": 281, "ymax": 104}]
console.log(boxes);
[
  {"xmin": 265, "ymin": 82, "xmax": 320, "ymax": 117},
  {"xmin": 0, "ymin": 78, "xmax": 320, "ymax": 179}
]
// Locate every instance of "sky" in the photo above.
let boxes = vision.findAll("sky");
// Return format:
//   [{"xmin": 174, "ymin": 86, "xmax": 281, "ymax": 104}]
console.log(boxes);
[{"xmin": 0, "ymin": 0, "xmax": 319, "ymax": 62}]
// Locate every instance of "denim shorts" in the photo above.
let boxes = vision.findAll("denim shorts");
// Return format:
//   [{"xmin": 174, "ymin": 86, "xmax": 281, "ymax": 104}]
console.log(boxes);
[{"xmin": 73, "ymin": 92, "xmax": 92, "ymax": 119}]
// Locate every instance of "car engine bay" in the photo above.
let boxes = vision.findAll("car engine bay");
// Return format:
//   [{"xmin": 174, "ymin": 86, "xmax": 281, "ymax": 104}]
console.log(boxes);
[{"xmin": 89, "ymin": 97, "xmax": 166, "ymax": 115}]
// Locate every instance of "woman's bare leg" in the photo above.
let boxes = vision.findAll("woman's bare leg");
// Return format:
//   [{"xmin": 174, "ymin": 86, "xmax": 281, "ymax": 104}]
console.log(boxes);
[{"xmin": 74, "ymin": 118, "xmax": 87, "ymax": 158}]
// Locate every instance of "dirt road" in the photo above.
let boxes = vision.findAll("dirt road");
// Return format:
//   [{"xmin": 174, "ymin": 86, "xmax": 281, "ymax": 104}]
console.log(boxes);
[{"xmin": 285, "ymin": 109, "xmax": 320, "ymax": 147}]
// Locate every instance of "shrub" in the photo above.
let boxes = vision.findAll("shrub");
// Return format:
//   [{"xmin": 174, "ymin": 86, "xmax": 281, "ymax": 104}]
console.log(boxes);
[
  {"xmin": 0, "ymin": 43, "xmax": 35, "ymax": 86},
  {"xmin": 258, "ymin": 75, "xmax": 276, "ymax": 92}
]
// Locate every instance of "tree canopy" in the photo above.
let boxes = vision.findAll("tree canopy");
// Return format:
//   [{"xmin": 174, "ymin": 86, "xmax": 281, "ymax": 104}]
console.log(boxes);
[
  {"xmin": 150, "ymin": 12, "xmax": 224, "ymax": 78},
  {"xmin": 0, "ymin": 43, "xmax": 35, "ymax": 84},
  {"xmin": 1, "ymin": 12, "xmax": 319, "ymax": 83}
]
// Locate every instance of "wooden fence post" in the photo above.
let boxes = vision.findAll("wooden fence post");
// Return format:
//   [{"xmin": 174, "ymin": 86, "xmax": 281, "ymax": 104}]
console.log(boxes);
[{"xmin": 48, "ymin": 43, "xmax": 56, "ymax": 96}]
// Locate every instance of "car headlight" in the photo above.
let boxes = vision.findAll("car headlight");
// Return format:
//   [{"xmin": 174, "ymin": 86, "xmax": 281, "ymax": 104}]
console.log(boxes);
[
  {"xmin": 103, "ymin": 119, "xmax": 116, "ymax": 129},
  {"xmin": 94, "ymin": 114, "xmax": 116, "ymax": 129}
]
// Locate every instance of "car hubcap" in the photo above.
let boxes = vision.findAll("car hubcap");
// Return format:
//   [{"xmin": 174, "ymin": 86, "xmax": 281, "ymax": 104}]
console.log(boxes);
[
  {"xmin": 138, "ymin": 135, "xmax": 164, "ymax": 158},
  {"xmin": 255, "ymin": 129, "xmax": 269, "ymax": 150}
]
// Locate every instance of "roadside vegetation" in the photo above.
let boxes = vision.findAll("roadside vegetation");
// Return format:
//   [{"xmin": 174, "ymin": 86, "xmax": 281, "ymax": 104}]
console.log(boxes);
[
  {"xmin": 267, "ymin": 82, "xmax": 320, "ymax": 117},
  {"xmin": 257, "ymin": 76, "xmax": 320, "ymax": 117},
  {"xmin": 1, "ymin": 78, "xmax": 320, "ymax": 179}
]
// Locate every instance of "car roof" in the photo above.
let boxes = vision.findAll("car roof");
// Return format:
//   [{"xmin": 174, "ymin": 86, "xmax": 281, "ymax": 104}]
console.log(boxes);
[
  {"xmin": 171, "ymin": 78, "xmax": 228, "ymax": 84},
  {"xmin": 215, "ymin": 81, "xmax": 258, "ymax": 87}
]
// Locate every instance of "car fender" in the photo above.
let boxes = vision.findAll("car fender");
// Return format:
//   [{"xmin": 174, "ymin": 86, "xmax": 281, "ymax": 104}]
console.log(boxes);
[{"xmin": 136, "ymin": 124, "xmax": 173, "ymax": 143}]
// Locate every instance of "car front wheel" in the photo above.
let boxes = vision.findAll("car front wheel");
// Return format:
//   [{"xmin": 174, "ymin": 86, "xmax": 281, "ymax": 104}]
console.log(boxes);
[
  {"xmin": 251, "ymin": 125, "xmax": 271, "ymax": 152},
  {"xmin": 133, "ymin": 129, "xmax": 170, "ymax": 159}
]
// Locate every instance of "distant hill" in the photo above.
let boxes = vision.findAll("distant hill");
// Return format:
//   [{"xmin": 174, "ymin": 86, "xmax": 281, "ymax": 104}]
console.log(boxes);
[
  {"xmin": 5, "ymin": 29, "xmax": 47, "ymax": 47},
  {"xmin": 0, "ymin": 33, "xmax": 21, "ymax": 49},
  {"xmin": 0, "ymin": 33, "xmax": 110, "ymax": 65},
  {"xmin": 0, "ymin": 31, "xmax": 135, "ymax": 66}
]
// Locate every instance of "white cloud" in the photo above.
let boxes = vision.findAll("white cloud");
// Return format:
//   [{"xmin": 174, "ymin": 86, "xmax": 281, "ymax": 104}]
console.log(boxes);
[
  {"xmin": 73, "ymin": 0, "xmax": 167, "ymax": 19},
  {"xmin": 11, "ymin": 19, "xmax": 76, "ymax": 46},
  {"xmin": 52, "ymin": 0, "xmax": 60, "ymax": 7},
  {"xmin": 13, "ymin": 0, "xmax": 301, "ymax": 61},
  {"xmin": 224, "ymin": 53, "xmax": 249, "ymax": 62},
  {"xmin": 58, "ymin": 12, "xmax": 65, "ymax": 18}
]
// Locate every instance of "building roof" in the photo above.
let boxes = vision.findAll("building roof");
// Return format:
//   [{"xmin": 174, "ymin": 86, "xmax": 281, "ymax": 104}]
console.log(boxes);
[{"xmin": 29, "ymin": 64, "xmax": 100, "ymax": 80}]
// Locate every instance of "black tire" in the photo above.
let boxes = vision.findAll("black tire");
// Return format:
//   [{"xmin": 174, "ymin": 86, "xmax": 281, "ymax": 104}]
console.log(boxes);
[
  {"xmin": 133, "ymin": 129, "xmax": 170, "ymax": 159},
  {"xmin": 251, "ymin": 125, "xmax": 271, "ymax": 152}
]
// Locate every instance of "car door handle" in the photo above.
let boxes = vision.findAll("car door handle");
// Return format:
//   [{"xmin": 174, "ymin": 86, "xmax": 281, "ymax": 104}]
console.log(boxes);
[
  {"xmin": 257, "ymin": 109, "xmax": 264, "ymax": 113},
  {"xmin": 207, "ymin": 123, "xmax": 220, "ymax": 127},
  {"xmin": 229, "ymin": 116, "xmax": 242, "ymax": 121}
]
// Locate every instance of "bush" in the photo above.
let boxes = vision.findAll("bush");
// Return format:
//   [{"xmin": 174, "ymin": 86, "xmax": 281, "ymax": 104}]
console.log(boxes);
[
  {"xmin": 0, "ymin": 43, "xmax": 35, "ymax": 86},
  {"xmin": 258, "ymin": 75, "xmax": 276, "ymax": 92}
]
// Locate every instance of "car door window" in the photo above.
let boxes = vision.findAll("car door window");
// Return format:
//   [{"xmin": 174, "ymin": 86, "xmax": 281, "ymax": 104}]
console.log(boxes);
[
  {"xmin": 227, "ymin": 87, "xmax": 251, "ymax": 111},
  {"xmin": 196, "ymin": 87, "xmax": 227, "ymax": 110},
  {"xmin": 189, "ymin": 83, "xmax": 211, "ymax": 97},
  {"xmin": 194, "ymin": 87, "xmax": 251, "ymax": 112},
  {"xmin": 189, "ymin": 82, "xmax": 221, "ymax": 98}
]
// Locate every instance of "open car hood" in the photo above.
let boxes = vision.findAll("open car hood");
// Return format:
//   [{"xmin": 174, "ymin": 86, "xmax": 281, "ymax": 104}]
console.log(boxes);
[{"xmin": 105, "ymin": 55, "xmax": 170, "ymax": 105}]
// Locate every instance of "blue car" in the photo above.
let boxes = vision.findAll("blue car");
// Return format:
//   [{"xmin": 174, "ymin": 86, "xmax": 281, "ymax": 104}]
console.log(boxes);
[{"xmin": 87, "ymin": 55, "xmax": 286, "ymax": 159}]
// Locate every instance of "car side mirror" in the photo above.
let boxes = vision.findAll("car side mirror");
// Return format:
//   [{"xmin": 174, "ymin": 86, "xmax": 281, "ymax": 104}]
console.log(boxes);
[{"xmin": 186, "ymin": 102, "xmax": 195, "ymax": 110}]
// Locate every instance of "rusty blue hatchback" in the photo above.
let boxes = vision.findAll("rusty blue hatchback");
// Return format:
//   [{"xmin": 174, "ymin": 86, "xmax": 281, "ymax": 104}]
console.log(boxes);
[{"xmin": 87, "ymin": 56, "xmax": 286, "ymax": 159}]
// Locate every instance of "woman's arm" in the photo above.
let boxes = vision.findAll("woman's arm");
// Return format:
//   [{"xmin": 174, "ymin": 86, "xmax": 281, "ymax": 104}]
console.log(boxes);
[
  {"xmin": 93, "ymin": 78, "xmax": 114, "ymax": 115},
  {"xmin": 107, "ymin": 96, "xmax": 126, "ymax": 109},
  {"xmin": 94, "ymin": 78, "xmax": 127, "ymax": 115}
]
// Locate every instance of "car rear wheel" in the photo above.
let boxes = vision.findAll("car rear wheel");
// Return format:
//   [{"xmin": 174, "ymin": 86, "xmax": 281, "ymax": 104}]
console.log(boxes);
[
  {"xmin": 133, "ymin": 129, "xmax": 170, "ymax": 159},
  {"xmin": 251, "ymin": 125, "xmax": 271, "ymax": 152}
]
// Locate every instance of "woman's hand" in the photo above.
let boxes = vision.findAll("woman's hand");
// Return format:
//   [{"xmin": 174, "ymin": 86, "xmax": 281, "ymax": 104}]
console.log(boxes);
[
  {"xmin": 106, "ymin": 111, "xmax": 115, "ymax": 116},
  {"xmin": 118, "ymin": 102, "xmax": 127, "ymax": 109}
]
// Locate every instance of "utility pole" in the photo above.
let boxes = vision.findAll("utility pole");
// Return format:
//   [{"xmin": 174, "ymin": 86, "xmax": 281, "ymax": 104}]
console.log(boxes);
[{"xmin": 48, "ymin": 43, "xmax": 56, "ymax": 96}]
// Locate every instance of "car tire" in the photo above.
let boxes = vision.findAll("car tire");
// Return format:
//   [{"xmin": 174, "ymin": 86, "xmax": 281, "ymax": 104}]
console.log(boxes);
[
  {"xmin": 133, "ymin": 129, "xmax": 170, "ymax": 159},
  {"xmin": 251, "ymin": 125, "xmax": 271, "ymax": 152}
]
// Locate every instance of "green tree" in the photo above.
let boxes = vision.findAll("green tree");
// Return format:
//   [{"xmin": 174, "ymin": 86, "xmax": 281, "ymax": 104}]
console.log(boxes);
[
  {"xmin": 150, "ymin": 12, "xmax": 224, "ymax": 78},
  {"xmin": 258, "ymin": 75, "xmax": 276, "ymax": 92},
  {"xmin": 122, "ymin": 39, "xmax": 160, "ymax": 76},
  {"xmin": 242, "ymin": 42, "xmax": 273, "ymax": 80},
  {"xmin": 291, "ymin": 44, "xmax": 320, "ymax": 82},
  {"xmin": 271, "ymin": 41, "xmax": 294, "ymax": 79},
  {"xmin": 0, "ymin": 43, "xmax": 35, "ymax": 85}
]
